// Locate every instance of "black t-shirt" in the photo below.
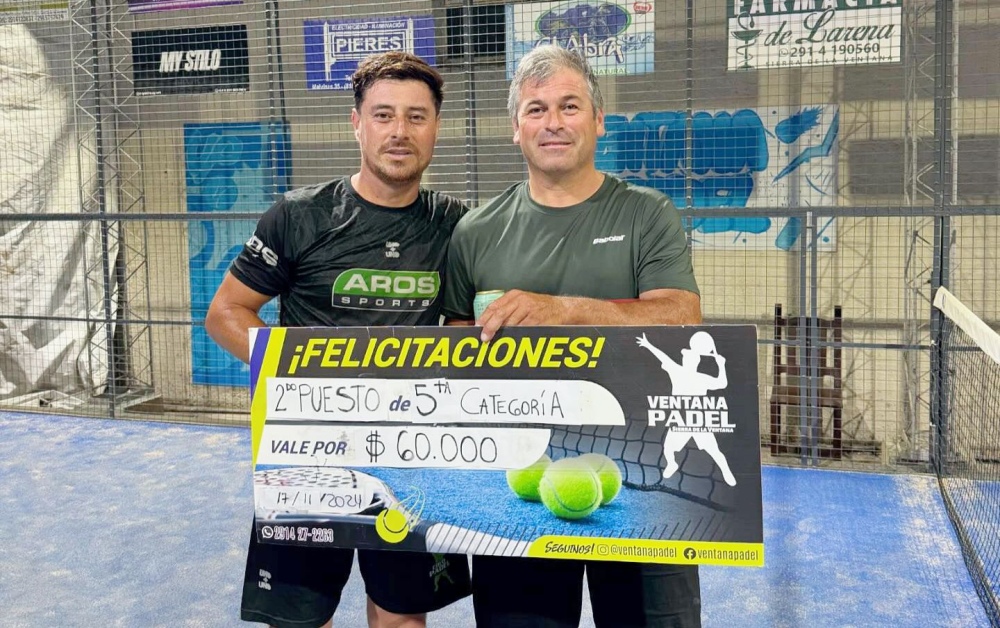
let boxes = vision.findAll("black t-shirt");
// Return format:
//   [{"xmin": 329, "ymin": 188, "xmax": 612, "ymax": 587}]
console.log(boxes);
[{"xmin": 231, "ymin": 177, "xmax": 467, "ymax": 327}]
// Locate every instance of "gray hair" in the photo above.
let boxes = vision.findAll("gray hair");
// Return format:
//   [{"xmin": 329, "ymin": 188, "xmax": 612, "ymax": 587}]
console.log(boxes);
[{"xmin": 507, "ymin": 45, "xmax": 604, "ymax": 121}]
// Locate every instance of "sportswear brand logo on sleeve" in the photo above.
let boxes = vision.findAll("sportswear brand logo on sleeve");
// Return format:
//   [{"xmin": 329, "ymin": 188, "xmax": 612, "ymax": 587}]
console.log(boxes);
[
  {"xmin": 332, "ymin": 269, "xmax": 440, "ymax": 311},
  {"xmin": 593, "ymin": 235, "xmax": 626, "ymax": 245},
  {"xmin": 245, "ymin": 235, "xmax": 279, "ymax": 267}
]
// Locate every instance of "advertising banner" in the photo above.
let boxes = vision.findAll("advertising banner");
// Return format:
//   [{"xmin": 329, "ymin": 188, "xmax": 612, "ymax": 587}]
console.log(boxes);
[
  {"xmin": 728, "ymin": 0, "xmax": 902, "ymax": 70},
  {"xmin": 127, "ymin": 0, "xmax": 242, "ymax": 13},
  {"xmin": 506, "ymin": 0, "xmax": 655, "ymax": 79},
  {"xmin": 132, "ymin": 24, "xmax": 249, "ymax": 96},
  {"xmin": 304, "ymin": 15, "xmax": 436, "ymax": 91},
  {"xmin": 0, "ymin": 0, "xmax": 68, "ymax": 24}
]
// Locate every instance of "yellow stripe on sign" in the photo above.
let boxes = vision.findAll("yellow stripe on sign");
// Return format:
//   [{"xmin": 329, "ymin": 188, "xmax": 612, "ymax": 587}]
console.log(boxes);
[
  {"xmin": 527, "ymin": 536, "xmax": 764, "ymax": 567},
  {"xmin": 251, "ymin": 327, "xmax": 286, "ymax": 468}
]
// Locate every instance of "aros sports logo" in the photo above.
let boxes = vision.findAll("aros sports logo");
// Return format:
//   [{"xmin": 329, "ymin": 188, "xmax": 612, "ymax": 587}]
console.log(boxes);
[{"xmin": 332, "ymin": 269, "xmax": 439, "ymax": 311}]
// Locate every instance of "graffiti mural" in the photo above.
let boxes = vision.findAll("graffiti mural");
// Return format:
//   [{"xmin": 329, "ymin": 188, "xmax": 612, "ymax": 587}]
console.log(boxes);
[
  {"xmin": 596, "ymin": 105, "xmax": 839, "ymax": 250},
  {"xmin": 184, "ymin": 121, "xmax": 290, "ymax": 386}
]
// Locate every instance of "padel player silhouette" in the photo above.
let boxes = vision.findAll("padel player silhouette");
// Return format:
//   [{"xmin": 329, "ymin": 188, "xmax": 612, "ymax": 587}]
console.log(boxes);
[{"xmin": 636, "ymin": 331, "xmax": 738, "ymax": 486}]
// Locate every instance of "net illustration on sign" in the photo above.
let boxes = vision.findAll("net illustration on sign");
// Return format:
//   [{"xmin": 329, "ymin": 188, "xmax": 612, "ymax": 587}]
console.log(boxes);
[{"xmin": 249, "ymin": 326, "xmax": 764, "ymax": 566}]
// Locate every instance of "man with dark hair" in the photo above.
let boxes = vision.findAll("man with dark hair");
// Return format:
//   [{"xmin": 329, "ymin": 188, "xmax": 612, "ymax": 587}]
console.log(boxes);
[
  {"xmin": 443, "ymin": 44, "xmax": 703, "ymax": 627},
  {"xmin": 351, "ymin": 52, "xmax": 444, "ymax": 113},
  {"xmin": 206, "ymin": 51, "xmax": 471, "ymax": 628}
]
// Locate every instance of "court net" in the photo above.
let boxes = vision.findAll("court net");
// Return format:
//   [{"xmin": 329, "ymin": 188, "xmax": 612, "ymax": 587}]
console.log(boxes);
[
  {"xmin": 934, "ymin": 287, "xmax": 1000, "ymax": 627},
  {"xmin": 549, "ymin": 424, "xmax": 735, "ymax": 511}
]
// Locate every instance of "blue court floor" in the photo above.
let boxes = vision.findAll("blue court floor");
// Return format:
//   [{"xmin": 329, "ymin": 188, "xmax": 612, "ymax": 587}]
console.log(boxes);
[{"xmin": 0, "ymin": 411, "xmax": 990, "ymax": 627}]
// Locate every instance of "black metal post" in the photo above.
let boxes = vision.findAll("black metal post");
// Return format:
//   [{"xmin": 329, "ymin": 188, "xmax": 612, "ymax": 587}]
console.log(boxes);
[
  {"xmin": 930, "ymin": 0, "xmax": 954, "ymax": 474},
  {"xmin": 462, "ymin": 0, "xmax": 480, "ymax": 205},
  {"xmin": 684, "ymin": 0, "xmax": 694, "ymax": 214},
  {"xmin": 89, "ymin": 0, "xmax": 118, "ymax": 416},
  {"xmin": 265, "ymin": 0, "xmax": 289, "ymax": 195}
]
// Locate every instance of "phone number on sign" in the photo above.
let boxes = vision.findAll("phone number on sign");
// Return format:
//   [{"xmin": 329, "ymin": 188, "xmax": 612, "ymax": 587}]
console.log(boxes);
[
  {"xmin": 773, "ymin": 42, "xmax": 890, "ymax": 65},
  {"xmin": 260, "ymin": 525, "xmax": 335, "ymax": 543}
]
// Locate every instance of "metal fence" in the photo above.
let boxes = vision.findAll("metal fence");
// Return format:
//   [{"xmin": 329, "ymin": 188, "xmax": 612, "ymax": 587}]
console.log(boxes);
[{"xmin": 1, "ymin": 0, "xmax": 997, "ymax": 476}]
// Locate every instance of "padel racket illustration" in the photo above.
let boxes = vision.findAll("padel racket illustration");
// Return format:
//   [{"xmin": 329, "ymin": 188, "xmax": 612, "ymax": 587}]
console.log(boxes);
[{"xmin": 253, "ymin": 466, "xmax": 528, "ymax": 555}]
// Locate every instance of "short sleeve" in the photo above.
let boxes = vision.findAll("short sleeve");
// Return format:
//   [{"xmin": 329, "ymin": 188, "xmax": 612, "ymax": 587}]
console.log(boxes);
[
  {"xmin": 441, "ymin": 224, "xmax": 476, "ymax": 320},
  {"xmin": 229, "ymin": 199, "xmax": 295, "ymax": 297},
  {"xmin": 636, "ymin": 195, "xmax": 700, "ymax": 296}
]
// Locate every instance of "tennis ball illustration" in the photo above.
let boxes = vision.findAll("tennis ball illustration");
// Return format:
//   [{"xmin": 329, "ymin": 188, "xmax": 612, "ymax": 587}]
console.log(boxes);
[
  {"xmin": 538, "ymin": 457, "xmax": 603, "ymax": 520},
  {"xmin": 577, "ymin": 453, "xmax": 623, "ymax": 506},
  {"xmin": 375, "ymin": 507, "xmax": 409, "ymax": 544},
  {"xmin": 506, "ymin": 454, "xmax": 552, "ymax": 501}
]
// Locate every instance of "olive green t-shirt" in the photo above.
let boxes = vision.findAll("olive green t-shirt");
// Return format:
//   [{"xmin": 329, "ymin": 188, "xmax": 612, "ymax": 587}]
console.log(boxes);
[{"xmin": 442, "ymin": 175, "xmax": 699, "ymax": 319}]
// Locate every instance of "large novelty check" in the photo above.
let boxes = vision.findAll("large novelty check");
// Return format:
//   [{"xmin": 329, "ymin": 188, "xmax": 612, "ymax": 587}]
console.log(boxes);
[{"xmin": 249, "ymin": 325, "xmax": 763, "ymax": 566}]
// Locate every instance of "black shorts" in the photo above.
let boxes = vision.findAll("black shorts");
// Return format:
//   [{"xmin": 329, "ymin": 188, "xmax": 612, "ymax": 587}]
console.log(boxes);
[
  {"xmin": 241, "ymin": 525, "xmax": 471, "ymax": 628},
  {"xmin": 471, "ymin": 555, "xmax": 701, "ymax": 628}
]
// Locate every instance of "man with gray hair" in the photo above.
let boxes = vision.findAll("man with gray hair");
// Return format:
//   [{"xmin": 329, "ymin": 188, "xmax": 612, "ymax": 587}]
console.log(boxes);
[{"xmin": 443, "ymin": 44, "xmax": 703, "ymax": 627}]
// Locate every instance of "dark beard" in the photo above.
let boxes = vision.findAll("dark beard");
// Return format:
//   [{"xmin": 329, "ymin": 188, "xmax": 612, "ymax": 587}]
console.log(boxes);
[{"xmin": 365, "ymin": 152, "xmax": 423, "ymax": 186}]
